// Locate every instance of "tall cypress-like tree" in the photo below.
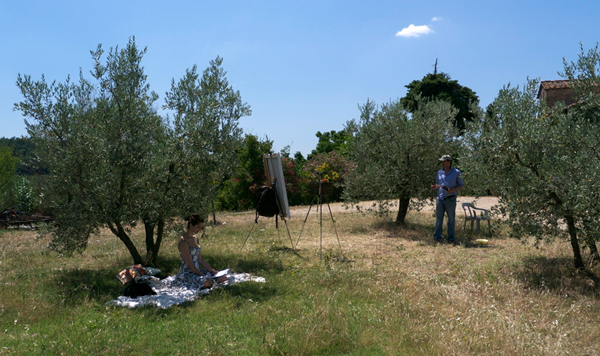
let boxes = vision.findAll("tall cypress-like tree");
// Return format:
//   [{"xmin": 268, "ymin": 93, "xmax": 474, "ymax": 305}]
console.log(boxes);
[{"xmin": 401, "ymin": 72, "xmax": 479, "ymax": 132}]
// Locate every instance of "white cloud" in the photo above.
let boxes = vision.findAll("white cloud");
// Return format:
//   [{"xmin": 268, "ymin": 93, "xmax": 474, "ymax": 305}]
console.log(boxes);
[
  {"xmin": 395, "ymin": 24, "xmax": 433, "ymax": 38},
  {"xmin": 432, "ymin": 16, "xmax": 442, "ymax": 22}
]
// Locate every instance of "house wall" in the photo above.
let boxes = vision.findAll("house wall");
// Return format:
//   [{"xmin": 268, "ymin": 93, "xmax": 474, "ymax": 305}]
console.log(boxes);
[{"xmin": 540, "ymin": 87, "xmax": 577, "ymax": 108}]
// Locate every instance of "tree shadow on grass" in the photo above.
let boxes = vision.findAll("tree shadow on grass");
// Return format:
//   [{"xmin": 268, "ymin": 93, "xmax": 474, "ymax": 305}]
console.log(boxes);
[
  {"xmin": 153, "ymin": 256, "xmax": 183, "ymax": 276},
  {"xmin": 50, "ymin": 267, "xmax": 124, "ymax": 306},
  {"xmin": 45, "ymin": 248, "xmax": 290, "ymax": 308},
  {"xmin": 371, "ymin": 218, "xmax": 504, "ymax": 250},
  {"xmin": 371, "ymin": 219, "xmax": 435, "ymax": 243},
  {"xmin": 50, "ymin": 264, "xmax": 283, "ymax": 309},
  {"xmin": 515, "ymin": 255, "xmax": 600, "ymax": 298}
]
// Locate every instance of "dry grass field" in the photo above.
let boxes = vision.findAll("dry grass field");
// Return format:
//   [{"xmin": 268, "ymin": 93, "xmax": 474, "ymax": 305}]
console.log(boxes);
[
  {"xmin": 1, "ymin": 197, "xmax": 599, "ymax": 355},
  {"xmin": 268, "ymin": 198, "xmax": 600, "ymax": 355}
]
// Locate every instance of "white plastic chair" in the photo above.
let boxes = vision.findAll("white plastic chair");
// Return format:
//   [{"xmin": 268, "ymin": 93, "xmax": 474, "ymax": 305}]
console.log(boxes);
[{"xmin": 462, "ymin": 202, "xmax": 491, "ymax": 236}]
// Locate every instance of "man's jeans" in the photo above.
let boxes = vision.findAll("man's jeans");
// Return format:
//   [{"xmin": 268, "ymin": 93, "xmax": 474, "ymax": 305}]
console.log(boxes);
[{"xmin": 434, "ymin": 195, "xmax": 457, "ymax": 241}]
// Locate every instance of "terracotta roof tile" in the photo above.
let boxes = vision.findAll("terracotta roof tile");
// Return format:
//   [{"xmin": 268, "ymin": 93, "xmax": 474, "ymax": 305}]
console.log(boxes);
[{"xmin": 540, "ymin": 80, "xmax": 571, "ymax": 90}]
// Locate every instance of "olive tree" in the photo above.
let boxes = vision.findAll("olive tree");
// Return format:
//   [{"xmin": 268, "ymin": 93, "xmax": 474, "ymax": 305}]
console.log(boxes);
[
  {"xmin": 15, "ymin": 38, "xmax": 248, "ymax": 265},
  {"xmin": 345, "ymin": 97, "xmax": 459, "ymax": 225},
  {"xmin": 160, "ymin": 57, "xmax": 248, "ymax": 224},
  {"xmin": 463, "ymin": 45, "xmax": 600, "ymax": 269}
]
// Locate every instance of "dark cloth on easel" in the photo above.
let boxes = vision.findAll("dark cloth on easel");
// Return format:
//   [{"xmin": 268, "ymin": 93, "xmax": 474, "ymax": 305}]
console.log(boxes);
[{"xmin": 255, "ymin": 185, "xmax": 279, "ymax": 218}]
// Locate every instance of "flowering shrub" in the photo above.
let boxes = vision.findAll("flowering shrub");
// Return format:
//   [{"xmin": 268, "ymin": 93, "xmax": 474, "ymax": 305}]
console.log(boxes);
[
  {"xmin": 303, "ymin": 152, "xmax": 354, "ymax": 183},
  {"xmin": 302, "ymin": 152, "xmax": 355, "ymax": 202},
  {"xmin": 281, "ymin": 157, "xmax": 311, "ymax": 205}
]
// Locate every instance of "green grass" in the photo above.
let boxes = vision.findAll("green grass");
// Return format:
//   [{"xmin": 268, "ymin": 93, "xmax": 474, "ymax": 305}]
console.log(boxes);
[{"xmin": 1, "ymin": 207, "xmax": 599, "ymax": 355}]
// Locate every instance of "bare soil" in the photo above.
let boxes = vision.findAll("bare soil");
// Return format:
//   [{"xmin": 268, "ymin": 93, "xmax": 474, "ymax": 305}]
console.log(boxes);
[{"xmin": 287, "ymin": 196, "xmax": 499, "ymax": 219}]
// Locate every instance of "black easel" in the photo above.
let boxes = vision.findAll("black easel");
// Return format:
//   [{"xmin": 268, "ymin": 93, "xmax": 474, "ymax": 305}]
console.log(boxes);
[
  {"xmin": 241, "ymin": 177, "xmax": 295, "ymax": 251},
  {"xmin": 295, "ymin": 179, "xmax": 344, "ymax": 260}
]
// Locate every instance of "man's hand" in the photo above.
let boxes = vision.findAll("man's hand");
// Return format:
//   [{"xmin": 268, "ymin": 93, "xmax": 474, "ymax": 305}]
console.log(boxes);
[{"xmin": 431, "ymin": 184, "xmax": 439, "ymax": 190}]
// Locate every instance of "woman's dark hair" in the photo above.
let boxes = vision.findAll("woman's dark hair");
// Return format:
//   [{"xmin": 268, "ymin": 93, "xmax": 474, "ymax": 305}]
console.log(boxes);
[{"xmin": 187, "ymin": 214, "xmax": 204, "ymax": 227}]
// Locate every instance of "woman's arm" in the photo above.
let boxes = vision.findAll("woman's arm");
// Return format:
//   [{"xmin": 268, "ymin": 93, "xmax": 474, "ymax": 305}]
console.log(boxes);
[
  {"xmin": 197, "ymin": 252, "xmax": 218, "ymax": 275},
  {"xmin": 178, "ymin": 241, "xmax": 206, "ymax": 276}
]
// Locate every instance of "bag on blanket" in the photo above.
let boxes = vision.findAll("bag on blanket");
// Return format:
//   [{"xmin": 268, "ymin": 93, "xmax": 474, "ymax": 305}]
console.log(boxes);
[
  {"xmin": 123, "ymin": 282, "xmax": 156, "ymax": 298},
  {"xmin": 116, "ymin": 264, "xmax": 148, "ymax": 285}
]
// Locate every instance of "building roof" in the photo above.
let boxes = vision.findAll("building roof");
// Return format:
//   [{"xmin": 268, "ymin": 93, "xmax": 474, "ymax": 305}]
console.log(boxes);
[
  {"xmin": 537, "ymin": 80, "xmax": 572, "ymax": 99},
  {"xmin": 539, "ymin": 80, "xmax": 571, "ymax": 90}
]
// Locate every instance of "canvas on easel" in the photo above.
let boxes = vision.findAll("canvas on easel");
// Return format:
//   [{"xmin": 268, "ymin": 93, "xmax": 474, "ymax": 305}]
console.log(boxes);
[
  {"xmin": 263, "ymin": 153, "xmax": 290, "ymax": 218},
  {"xmin": 241, "ymin": 153, "xmax": 294, "ymax": 251}
]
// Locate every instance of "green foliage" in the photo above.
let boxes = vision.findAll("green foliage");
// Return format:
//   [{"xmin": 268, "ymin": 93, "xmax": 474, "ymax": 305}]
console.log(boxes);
[
  {"xmin": 13, "ymin": 177, "xmax": 36, "ymax": 211},
  {"xmin": 0, "ymin": 137, "xmax": 33, "ymax": 159},
  {"xmin": 308, "ymin": 128, "xmax": 354, "ymax": 159},
  {"xmin": 0, "ymin": 137, "xmax": 40, "ymax": 175},
  {"xmin": 14, "ymin": 38, "xmax": 248, "ymax": 265},
  {"xmin": 303, "ymin": 151, "xmax": 353, "ymax": 183},
  {"xmin": 293, "ymin": 150, "xmax": 306, "ymax": 166},
  {"xmin": 15, "ymin": 37, "xmax": 164, "ymax": 260},
  {"xmin": 345, "ymin": 97, "xmax": 459, "ymax": 225},
  {"xmin": 163, "ymin": 56, "xmax": 248, "ymax": 214},
  {"xmin": 0, "ymin": 145, "xmax": 18, "ymax": 208},
  {"xmin": 215, "ymin": 136, "xmax": 321, "ymax": 209},
  {"xmin": 302, "ymin": 151, "xmax": 354, "ymax": 202},
  {"xmin": 561, "ymin": 42, "xmax": 600, "ymax": 100},
  {"xmin": 401, "ymin": 72, "xmax": 479, "ymax": 132},
  {"xmin": 463, "ymin": 44, "xmax": 600, "ymax": 268},
  {"xmin": 281, "ymin": 155, "xmax": 311, "ymax": 205},
  {"xmin": 214, "ymin": 134, "xmax": 272, "ymax": 211}
]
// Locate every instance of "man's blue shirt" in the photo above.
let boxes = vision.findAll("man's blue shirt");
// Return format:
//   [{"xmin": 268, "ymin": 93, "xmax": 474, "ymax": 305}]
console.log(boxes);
[{"xmin": 436, "ymin": 167, "xmax": 464, "ymax": 200}]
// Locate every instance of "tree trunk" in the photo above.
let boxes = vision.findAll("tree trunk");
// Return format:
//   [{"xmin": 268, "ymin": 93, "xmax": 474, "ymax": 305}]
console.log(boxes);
[
  {"xmin": 395, "ymin": 194, "xmax": 411, "ymax": 226},
  {"xmin": 149, "ymin": 217, "xmax": 165, "ymax": 266},
  {"xmin": 565, "ymin": 214, "xmax": 585, "ymax": 269},
  {"xmin": 110, "ymin": 168, "xmax": 143, "ymax": 265},
  {"xmin": 109, "ymin": 221, "xmax": 143, "ymax": 265},
  {"xmin": 143, "ymin": 219, "xmax": 157, "ymax": 266},
  {"xmin": 581, "ymin": 220, "xmax": 600, "ymax": 265},
  {"xmin": 211, "ymin": 200, "xmax": 217, "ymax": 225},
  {"xmin": 549, "ymin": 192, "xmax": 585, "ymax": 269},
  {"xmin": 587, "ymin": 240, "xmax": 600, "ymax": 265}
]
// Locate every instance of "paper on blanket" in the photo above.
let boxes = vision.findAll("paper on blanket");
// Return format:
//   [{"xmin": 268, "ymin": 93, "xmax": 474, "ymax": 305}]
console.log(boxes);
[{"xmin": 210, "ymin": 269, "xmax": 229, "ymax": 279}]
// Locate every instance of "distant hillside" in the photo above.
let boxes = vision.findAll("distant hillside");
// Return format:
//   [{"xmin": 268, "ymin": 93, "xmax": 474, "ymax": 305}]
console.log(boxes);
[{"xmin": 0, "ymin": 137, "xmax": 46, "ymax": 175}]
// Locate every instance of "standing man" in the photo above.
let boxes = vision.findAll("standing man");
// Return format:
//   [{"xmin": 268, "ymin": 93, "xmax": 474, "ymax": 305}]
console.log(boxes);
[{"xmin": 431, "ymin": 155, "xmax": 464, "ymax": 243}]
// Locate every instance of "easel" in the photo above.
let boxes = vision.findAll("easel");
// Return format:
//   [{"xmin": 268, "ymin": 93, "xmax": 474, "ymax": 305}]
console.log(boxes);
[
  {"xmin": 295, "ymin": 179, "xmax": 344, "ymax": 260},
  {"xmin": 241, "ymin": 177, "xmax": 295, "ymax": 251},
  {"xmin": 241, "ymin": 153, "xmax": 294, "ymax": 251}
]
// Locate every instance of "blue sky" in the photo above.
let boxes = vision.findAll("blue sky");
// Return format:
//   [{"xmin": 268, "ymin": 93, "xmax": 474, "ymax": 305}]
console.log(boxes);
[{"xmin": 1, "ymin": 0, "xmax": 599, "ymax": 157}]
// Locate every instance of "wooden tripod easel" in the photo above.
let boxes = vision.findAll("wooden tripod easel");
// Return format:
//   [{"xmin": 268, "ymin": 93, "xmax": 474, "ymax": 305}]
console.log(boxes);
[{"xmin": 294, "ymin": 180, "xmax": 344, "ymax": 259}]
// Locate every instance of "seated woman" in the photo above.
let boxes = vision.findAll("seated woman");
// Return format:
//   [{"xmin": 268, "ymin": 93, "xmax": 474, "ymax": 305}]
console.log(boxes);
[{"xmin": 171, "ymin": 214, "xmax": 227, "ymax": 290}]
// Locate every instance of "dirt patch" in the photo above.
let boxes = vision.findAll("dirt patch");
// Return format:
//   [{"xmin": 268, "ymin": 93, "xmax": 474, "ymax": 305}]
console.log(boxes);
[{"xmin": 287, "ymin": 196, "xmax": 499, "ymax": 219}]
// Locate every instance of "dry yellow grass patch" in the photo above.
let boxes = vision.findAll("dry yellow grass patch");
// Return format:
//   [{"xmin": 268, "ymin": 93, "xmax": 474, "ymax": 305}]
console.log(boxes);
[
  {"xmin": 233, "ymin": 200, "xmax": 600, "ymax": 355},
  {"xmin": 1, "ymin": 197, "xmax": 598, "ymax": 355}
]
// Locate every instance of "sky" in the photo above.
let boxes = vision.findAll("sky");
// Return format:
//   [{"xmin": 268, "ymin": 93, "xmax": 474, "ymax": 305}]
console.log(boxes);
[{"xmin": 1, "ymin": 0, "xmax": 599, "ymax": 157}]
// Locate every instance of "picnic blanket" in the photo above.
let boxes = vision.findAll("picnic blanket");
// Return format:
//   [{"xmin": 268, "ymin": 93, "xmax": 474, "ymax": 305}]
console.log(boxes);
[{"xmin": 107, "ymin": 273, "xmax": 266, "ymax": 309}]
